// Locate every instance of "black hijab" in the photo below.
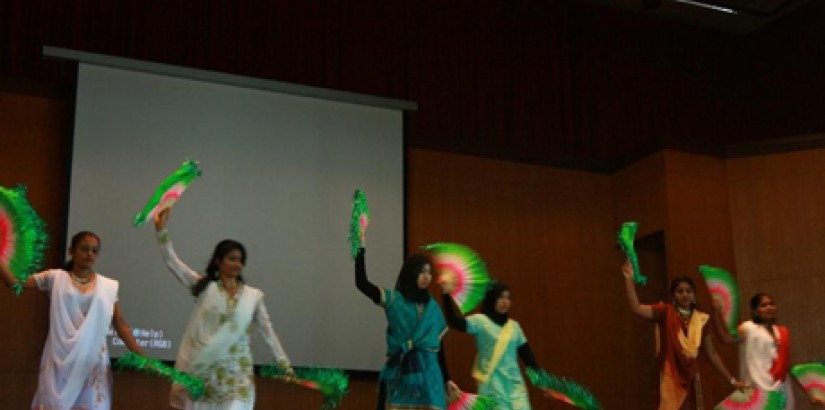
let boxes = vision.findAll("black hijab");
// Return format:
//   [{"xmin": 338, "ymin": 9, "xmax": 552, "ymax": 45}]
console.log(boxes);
[
  {"xmin": 482, "ymin": 281, "xmax": 510, "ymax": 326},
  {"xmin": 394, "ymin": 254, "xmax": 432, "ymax": 304}
]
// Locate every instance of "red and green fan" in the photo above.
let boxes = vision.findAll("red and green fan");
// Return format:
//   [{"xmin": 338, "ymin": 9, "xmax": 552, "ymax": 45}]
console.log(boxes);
[
  {"xmin": 423, "ymin": 242, "xmax": 492, "ymax": 314},
  {"xmin": 699, "ymin": 265, "xmax": 741, "ymax": 338},
  {"xmin": 448, "ymin": 391, "xmax": 496, "ymax": 410},
  {"xmin": 617, "ymin": 221, "xmax": 646, "ymax": 285},
  {"xmin": 791, "ymin": 362, "xmax": 825, "ymax": 403},
  {"xmin": 0, "ymin": 185, "xmax": 48, "ymax": 296},
  {"xmin": 348, "ymin": 189, "xmax": 370, "ymax": 259},
  {"xmin": 260, "ymin": 365, "xmax": 349, "ymax": 409},
  {"xmin": 133, "ymin": 160, "xmax": 201, "ymax": 227},
  {"xmin": 115, "ymin": 352, "xmax": 205, "ymax": 400},
  {"xmin": 714, "ymin": 388, "xmax": 785, "ymax": 410},
  {"xmin": 526, "ymin": 368, "xmax": 602, "ymax": 410}
]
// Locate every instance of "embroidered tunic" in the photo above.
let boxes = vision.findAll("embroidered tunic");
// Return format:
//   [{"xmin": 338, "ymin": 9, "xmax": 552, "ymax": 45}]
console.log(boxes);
[
  {"xmin": 31, "ymin": 269, "xmax": 118, "ymax": 410},
  {"xmin": 157, "ymin": 231, "xmax": 289, "ymax": 410}
]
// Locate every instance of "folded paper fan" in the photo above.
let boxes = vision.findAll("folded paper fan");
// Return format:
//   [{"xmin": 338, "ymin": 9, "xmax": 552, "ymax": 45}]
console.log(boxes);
[
  {"xmin": 714, "ymin": 388, "xmax": 784, "ymax": 410},
  {"xmin": 617, "ymin": 221, "xmax": 646, "ymax": 285},
  {"xmin": 133, "ymin": 160, "xmax": 201, "ymax": 227},
  {"xmin": 791, "ymin": 362, "xmax": 825, "ymax": 402},
  {"xmin": 348, "ymin": 189, "xmax": 370, "ymax": 258},
  {"xmin": 448, "ymin": 391, "xmax": 496, "ymax": 410},
  {"xmin": 115, "ymin": 352, "xmax": 205, "ymax": 400},
  {"xmin": 699, "ymin": 265, "xmax": 741, "ymax": 338},
  {"xmin": 0, "ymin": 185, "xmax": 48, "ymax": 296},
  {"xmin": 260, "ymin": 365, "xmax": 349, "ymax": 409},
  {"xmin": 423, "ymin": 242, "xmax": 492, "ymax": 314},
  {"xmin": 526, "ymin": 368, "xmax": 602, "ymax": 410}
]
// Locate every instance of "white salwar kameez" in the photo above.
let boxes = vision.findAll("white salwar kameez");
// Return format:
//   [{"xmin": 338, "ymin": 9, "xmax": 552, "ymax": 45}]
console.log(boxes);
[
  {"xmin": 739, "ymin": 320, "xmax": 795, "ymax": 409},
  {"xmin": 157, "ymin": 230, "xmax": 290, "ymax": 410},
  {"xmin": 31, "ymin": 269, "xmax": 119, "ymax": 410}
]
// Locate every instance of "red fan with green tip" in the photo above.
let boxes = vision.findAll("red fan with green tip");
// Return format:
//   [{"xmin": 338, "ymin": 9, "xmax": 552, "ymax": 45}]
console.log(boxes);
[
  {"xmin": 260, "ymin": 365, "xmax": 349, "ymax": 410},
  {"xmin": 115, "ymin": 352, "xmax": 205, "ymax": 400},
  {"xmin": 448, "ymin": 392, "xmax": 496, "ymax": 410},
  {"xmin": 714, "ymin": 388, "xmax": 785, "ymax": 410},
  {"xmin": 348, "ymin": 189, "xmax": 370, "ymax": 259},
  {"xmin": 0, "ymin": 185, "xmax": 49, "ymax": 296},
  {"xmin": 699, "ymin": 265, "xmax": 741, "ymax": 338},
  {"xmin": 133, "ymin": 160, "xmax": 201, "ymax": 227},
  {"xmin": 423, "ymin": 242, "xmax": 492, "ymax": 314},
  {"xmin": 791, "ymin": 362, "xmax": 825, "ymax": 403}
]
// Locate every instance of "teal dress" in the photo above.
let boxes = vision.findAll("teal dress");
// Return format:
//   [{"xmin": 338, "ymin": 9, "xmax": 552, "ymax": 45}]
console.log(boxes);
[
  {"xmin": 466, "ymin": 314, "xmax": 530, "ymax": 410},
  {"xmin": 379, "ymin": 288, "xmax": 448, "ymax": 410}
]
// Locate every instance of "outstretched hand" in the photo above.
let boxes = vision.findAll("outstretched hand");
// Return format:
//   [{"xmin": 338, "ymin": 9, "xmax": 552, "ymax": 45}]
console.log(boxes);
[
  {"xmin": 436, "ymin": 271, "xmax": 455, "ymax": 295},
  {"xmin": 154, "ymin": 209, "xmax": 170, "ymax": 231},
  {"xmin": 445, "ymin": 380, "xmax": 461, "ymax": 403},
  {"xmin": 811, "ymin": 396, "xmax": 825, "ymax": 406},
  {"xmin": 621, "ymin": 259, "xmax": 633, "ymax": 280}
]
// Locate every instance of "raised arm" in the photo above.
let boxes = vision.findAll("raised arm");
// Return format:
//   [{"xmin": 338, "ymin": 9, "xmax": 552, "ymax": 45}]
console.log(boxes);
[
  {"xmin": 112, "ymin": 302, "xmax": 146, "ymax": 356},
  {"xmin": 354, "ymin": 248, "xmax": 381, "ymax": 304},
  {"xmin": 253, "ymin": 296, "xmax": 292, "ymax": 373},
  {"xmin": 439, "ymin": 292, "xmax": 468, "ymax": 332},
  {"xmin": 154, "ymin": 209, "xmax": 202, "ymax": 289},
  {"xmin": 703, "ymin": 334, "xmax": 747, "ymax": 390},
  {"xmin": 622, "ymin": 259, "xmax": 654, "ymax": 319},
  {"xmin": 0, "ymin": 263, "xmax": 39, "ymax": 291}
]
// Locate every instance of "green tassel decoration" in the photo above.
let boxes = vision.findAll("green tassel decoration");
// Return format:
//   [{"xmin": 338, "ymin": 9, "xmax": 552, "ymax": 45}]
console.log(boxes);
[
  {"xmin": 526, "ymin": 368, "xmax": 602, "ymax": 410},
  {"xmin": 260, "ymin": 365, "xmax": 349, "ymax": 409},
  {"xmin": 115, "ymin": 352, "xmax": 205, "ymax": 400},
  {"xmin": 348, "ymin": 189, "xmax": 370, "ymax": 259},
  {"xmin": 0, "ymin": 185, "xmax": 49, "ymax": 296}
]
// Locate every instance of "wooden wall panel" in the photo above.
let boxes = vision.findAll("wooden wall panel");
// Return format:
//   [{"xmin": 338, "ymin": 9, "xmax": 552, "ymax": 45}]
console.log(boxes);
[{"xmin": 728, "ymin": 149, "xmax": 825, "ymax": 410}]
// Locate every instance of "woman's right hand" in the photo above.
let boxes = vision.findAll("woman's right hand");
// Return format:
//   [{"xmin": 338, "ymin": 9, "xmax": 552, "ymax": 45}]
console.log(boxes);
[
  {"xmin": 621, "ymin": 259, "xmax": 633, "ymax": 280},
  {"xmin": 154, "ymin": 208, "xmax": 170, "ymax": 231}
]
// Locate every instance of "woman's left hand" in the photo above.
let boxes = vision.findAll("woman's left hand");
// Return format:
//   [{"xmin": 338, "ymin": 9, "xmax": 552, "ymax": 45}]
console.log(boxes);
[{"xmin": 445, "ymin": 380, "xmax": 461, "ymax": 402}]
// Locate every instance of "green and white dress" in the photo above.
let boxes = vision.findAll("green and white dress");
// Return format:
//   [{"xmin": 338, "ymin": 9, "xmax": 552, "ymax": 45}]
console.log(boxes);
[
  {"xmin": 466, "ymin": 314, "xmax": 530, "ymax": 410},
  {"xmin": 157, "ymin": 230, "xmax": 290, "ymax": 410}
]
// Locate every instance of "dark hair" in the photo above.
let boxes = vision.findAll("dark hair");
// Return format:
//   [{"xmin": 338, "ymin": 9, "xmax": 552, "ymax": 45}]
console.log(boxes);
[
  {"xmin": 394, "ymin": 254, "xmax": 432, "ymax": 303},
  {"xmin": 62, "ymin": 231, "xmax": 101, "ymax": 271},
  {"xmin": 669, "ymin": 276, "xmax": 697, "ymax": 309},
  {"xmin": 482, "ymin": 281, "xmax": 511, "ymax": 323},
  {"xmin": 750, "ymin": 293, "xmax": 773, "ymax": 323},
  {"xmin": 191, "ymin": 239, "xmax": 246, "ymax": 297}
]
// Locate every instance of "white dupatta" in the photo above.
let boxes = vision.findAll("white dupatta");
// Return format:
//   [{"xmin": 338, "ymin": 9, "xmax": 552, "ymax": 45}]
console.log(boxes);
[{"xmin": 36, "ymin": 270, "xmax": 118, "ymax": 410}]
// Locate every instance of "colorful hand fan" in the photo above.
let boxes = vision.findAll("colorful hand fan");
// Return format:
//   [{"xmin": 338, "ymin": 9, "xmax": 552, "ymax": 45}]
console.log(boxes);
[
  {"xmin": 115, "ymin": 352, "xmax": 205, "ymax": 400},
  {"xmin": 699, "ymin": 265, "xmax": 741, "ymax": 338},
  {"xmin": 526, "ymin": 367, "xmax": 602, "ymax": 410},
  {"xmin": 260, "ymin": 365, "xmax": 349, "ymax": 409},
  {"xmin": 0, "ymin": 185, "xmax": 49, "ymax": 296},
  {"xmin": 448, "ymin": 391, "xmax": 496, "ymax": 410},
  {"xmin": 791, "ymin": 362, "xmax": 825, "ymax": 402},
  {"xmin": 617, "ymin": 221, "xmax": 646, "ymax": 285},
  {"xmin": 133, "ymin": 160, "xmax": 201, "ymax": 227},
  {"xmin": 423, "ymin": 242, "xmax": 492, "ymax": 314},
  {"xmin": 714, "ymin": 388, "xmax": 785, "ymax": 410},
  {"xmin": 348, "ymin": 189, "xmax": 370, "ymax": 258}
]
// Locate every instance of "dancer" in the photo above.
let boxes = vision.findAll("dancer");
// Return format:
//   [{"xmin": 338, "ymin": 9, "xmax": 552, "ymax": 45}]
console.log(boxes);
[
  {"xmin": 713, "ymin": 293, "xmax": 825, "ymax": 408},
  {"xmin": 0, "ymin": 231, "xmax": 144, "ymax": 410},
  {"xmin": 354, "ymin": 246, "xmax": 459, "ymax": 410},
  {"xmin": 622, "ymin": 260, "xmax": 745, "ymax": 409},
  {"xmin": 154, "ymin": 209, "xmax": 292, "ymax": 409},
  {"xmin": 439, "ymin": 280, "xmax": 540, "ymax": 410}
]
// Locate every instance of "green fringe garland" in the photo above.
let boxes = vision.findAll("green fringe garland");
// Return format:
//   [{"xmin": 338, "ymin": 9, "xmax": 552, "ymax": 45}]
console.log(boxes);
[
  {"xmin": 617, "ymin": 221, "xmax": 646, "ymax": 286},
  {"xmin": 0, "ymin": 185, "xmax": 49, "ymax": 296},
  {"xmin": 348, "ymin": 189, "xmax": 369, "ymax": 259},
  {"xmin": 115, "ymin": 352, "xmax": 205, "ymax": 400},
  {"xmin": 526, "ymin": 367, "xmax": 602, "ymax": 410},
  {"xmin": 260, "ymin": 365, "xmax": 349, "ymax": 409}
]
